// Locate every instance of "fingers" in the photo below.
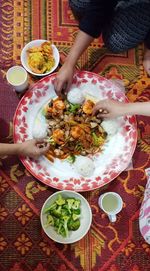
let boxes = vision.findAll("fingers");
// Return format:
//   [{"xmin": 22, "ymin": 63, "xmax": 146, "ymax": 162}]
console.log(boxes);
[
  {"xmin": 38, "ymin": 143, "xmax": 50, "ymax": 155},
  {"xmin": 65, "ymin": 80, "xmax": 72, "ymax": 94},
  {"xmin": 93, "ymin": 105, "xmax": 106, "ymax": 116},
  {"xmin": 34, "ymin": 143, "xmax": 50, "ymax": 158},
  {"xmin": 54, "ymin": 78, "xmax": 66, "ymax": 97},
  {"xmin": 97, "ymin": 113, "xmax": 110, "ymax": 119}
]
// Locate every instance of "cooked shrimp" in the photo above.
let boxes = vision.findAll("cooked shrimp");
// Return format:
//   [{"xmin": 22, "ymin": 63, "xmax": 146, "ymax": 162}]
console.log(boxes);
[
  {"xmin": 53, "ymin": 98, "xmax": 66, "ymax": 111},
  {"xmin": 52, "ymin": 129, "xmax": 65, "ymax": 145},
  {"xmin": 83, "ymin": 100, "xmax": 95, "ymax": 115},
  {"xmin": 71, "ymin": 126, "xmax": 85, "ymax": 139}
]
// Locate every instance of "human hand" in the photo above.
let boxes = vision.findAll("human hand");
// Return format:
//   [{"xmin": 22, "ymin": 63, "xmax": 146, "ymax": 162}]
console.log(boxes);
[
  {"xmin": 17, "ymin": 139, "xmax": 50, "ymax": 159},
  {"xmin": 143, "ymin": 48, "xmax": 150, "ymax": 76},
  {"xmin": 54, "ymin": 62, "xmax": 74, "ymax": 96},
  {"xmin": 92, "ymin": 99, "xmax": 127, "ymax": 119}
]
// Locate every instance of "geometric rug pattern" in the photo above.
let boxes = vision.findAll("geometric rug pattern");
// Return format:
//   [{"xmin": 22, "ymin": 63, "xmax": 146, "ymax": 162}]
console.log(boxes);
[{"xmin": 0, "ymin": 1, "xmax": 150, "ymax": 270}]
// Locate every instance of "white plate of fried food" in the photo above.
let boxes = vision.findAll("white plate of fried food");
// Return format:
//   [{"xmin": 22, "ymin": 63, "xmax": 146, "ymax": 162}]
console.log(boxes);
[{"xmin": 21, "ymin": 39, "xmax": 60, "ymax": 76}]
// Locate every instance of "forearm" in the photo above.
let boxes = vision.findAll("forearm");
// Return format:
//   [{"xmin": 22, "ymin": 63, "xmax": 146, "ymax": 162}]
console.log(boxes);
[
  {"xmin": 0, "ymin": 143, "xmax": 21, "ymax": 156},
  {"xmin": 122, "ymin": 102, "xmax": 150, "ymax": 117},
  {"xmin": 65, "ymin": 30, "xmax": 94, "ymax": 67}
]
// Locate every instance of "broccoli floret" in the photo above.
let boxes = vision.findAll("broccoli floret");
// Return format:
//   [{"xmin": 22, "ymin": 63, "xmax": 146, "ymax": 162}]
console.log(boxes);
[
  {"xmin": 66, "ymin": 198, "xmax": 75, "ymax": 211},
  {"xmin": 44, "ymin": 202, "xmax": 57, "ymax": 213},
  {"xmin": 73, "ymin": 209, "xmax": 81, "ymax": 215},
  {"xmin": 44, "ymin": 214, "xmax": 54, "ymax": 227},
  {"xmin": 68, "ymin": 219, "xmax": 80, "ymax": 231},
  {"xmin": 67, "ymin": 155, "xmax": 76, "ymax": 164},
  {"xmin": 72, "ymin": 213, "xmax": 80, "ymax": 221},
  {"xmin": 62, "ymin": 216, "xmax": 69, "ymax": 237},
  {"xmin": 68, "ymin": 103, "xmax": 80, "ymax": 113},
  {"xmin": 61, "ymin": 208, "xmax": 70, "ymax": 217},
  {"xmin": 72, "ymin": 199, "xmax": 81, "ymax": 210},
  {"xmin": 50, "ymin": 205, "xmax": 62, "ymax": 218},
  {"xmin": 56, "ymin": 194, "xmax": 66, "ymax": 206},
  {"xmin": 54, "ymin": 217, "xmax": 60, "ymax": 228},
  {"xmin": 92, "ymin": 132, "xmax": 104, "ymax": 147}
]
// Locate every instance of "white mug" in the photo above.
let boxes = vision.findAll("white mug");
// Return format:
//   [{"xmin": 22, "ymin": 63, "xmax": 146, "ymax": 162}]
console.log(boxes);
[
  {"xmin": 6, "ymin": 66, "xmax": 28, "ymax": 92},
  {"xmin": 98, "ymin": 192, "xmax": 123, "ymax": 222}
]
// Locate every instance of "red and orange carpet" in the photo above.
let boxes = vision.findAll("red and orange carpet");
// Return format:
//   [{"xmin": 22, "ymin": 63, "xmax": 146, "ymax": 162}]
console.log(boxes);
[{"xmin": 0, "ymin": 1, "xmax": 150, "ymax": 270}]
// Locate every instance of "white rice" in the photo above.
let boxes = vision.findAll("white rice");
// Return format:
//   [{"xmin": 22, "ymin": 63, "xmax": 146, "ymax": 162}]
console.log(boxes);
[
  {"xmin": 67, "ymin": 88, "xmax": 85, "ymax": 104},
  {"xmin": 101, "ymin": 119, "xmax": 119, "ymax": 135},
  {"xmin": 32, "ymin": 120, "xmax": 48, "ymax": 139},
  {"xmin": 74, "ymin": 156, "xmax": 95, "ymax": 177}
]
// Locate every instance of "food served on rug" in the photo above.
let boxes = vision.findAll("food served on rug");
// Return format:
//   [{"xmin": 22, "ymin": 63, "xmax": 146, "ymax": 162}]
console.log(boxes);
[
  {"xmin": 44, "ymin": 194, "xmax": 81, "ymax": 237},
  {"xmin": 43, "ymin": 96, "xmax": 107, "ymax": 163},
  {"xmin": 27, "ymin": 41, "xmax": 55, "ymax": 74}
]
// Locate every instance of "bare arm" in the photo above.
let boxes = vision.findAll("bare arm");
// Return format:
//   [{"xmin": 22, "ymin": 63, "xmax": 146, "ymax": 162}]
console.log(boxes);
[
  {"xmin": 54, "ymin": 30, "xmax": 94, "ymax": 95},
  {"xmin": 123, "ymin": 101, "xmax": 150, "ymax": 117},
  {"xmin": 0, "ymin": 143, "xmax": 20, "ymax": 156},
  {"xmin": 93, "ymin": 99, "xmax": 150, "ymax": 118},
  {"xmin": 65, "ymin": 30, "xmax": 94, "ymax": 68},
  {"xmin": 0, "ymin": 139, "xmax": 49, "ymax": 158}
]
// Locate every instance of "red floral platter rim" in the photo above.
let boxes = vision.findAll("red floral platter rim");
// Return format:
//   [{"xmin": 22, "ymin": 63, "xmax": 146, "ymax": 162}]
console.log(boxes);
[{"xmin": 13, "ymin": 71, "xmax": 137, "ymax": 191}]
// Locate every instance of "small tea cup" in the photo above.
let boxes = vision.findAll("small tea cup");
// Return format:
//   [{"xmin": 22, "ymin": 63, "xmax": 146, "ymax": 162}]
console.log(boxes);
[
  {"xmin": 6, "ymin": 66, "xmax": 28, "ymax": 92},
  {"xmin": 98, "ymin": 192, "xmax": 123, "ymax": 222}
]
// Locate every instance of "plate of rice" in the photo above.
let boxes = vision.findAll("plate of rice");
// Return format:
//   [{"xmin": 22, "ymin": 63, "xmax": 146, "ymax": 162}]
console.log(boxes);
[{"xmin": 13, "ymin": 71, "xmax": 137, "ymax": 191}]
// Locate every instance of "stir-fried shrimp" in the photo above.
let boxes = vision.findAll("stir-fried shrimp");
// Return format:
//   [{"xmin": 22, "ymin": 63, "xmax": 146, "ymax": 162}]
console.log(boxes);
[
  {"xmin": 44, "ymin": 97, "xmax": 107, "ymax": 161},
  {"xmin": 53, "ymin": 98, "xmax": 66, "ymax": 111},
  {"xmin": 83, "ymin": 100, "xmax": 95, "ymax": 115},
  {"xmin": 52, "ymin": 129, "xmax": 65, "ymax": 145},
  {"xmin": 71, "ymin": 126, "xmax": 85, "ymax": 139}
]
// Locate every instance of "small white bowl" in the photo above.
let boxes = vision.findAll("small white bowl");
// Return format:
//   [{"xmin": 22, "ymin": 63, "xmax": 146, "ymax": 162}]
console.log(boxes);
[
  {"xmin": 40, "ymin": 190, "xmax": 92, "ymax": 244},
  {"xmin": 21, "ymin": 39, "xmax": 60, "ymax": 76}
]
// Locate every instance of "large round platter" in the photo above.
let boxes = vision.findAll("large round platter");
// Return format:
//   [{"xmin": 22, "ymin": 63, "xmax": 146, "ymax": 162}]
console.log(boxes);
[{"xmin": 13, "ymin": 71, "xmax": 137, "ymax": 191}]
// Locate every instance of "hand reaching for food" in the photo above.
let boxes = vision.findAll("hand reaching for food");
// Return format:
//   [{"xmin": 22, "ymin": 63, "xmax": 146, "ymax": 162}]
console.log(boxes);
[
  {"xmin": 18, "ymin": 139, "xmax": 50, "ymax": 159},
  {"xmin": 54, "ymin": 62, "xmax": 74, "ymax": 96},
  {"xmin": 92, "ymin": 99, "xmax": 127, "ymax": 119}
]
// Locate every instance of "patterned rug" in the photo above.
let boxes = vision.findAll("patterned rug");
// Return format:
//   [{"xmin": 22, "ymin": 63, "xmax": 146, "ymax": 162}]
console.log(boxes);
[{"xmin": 0, "ymin": 1, "xmax": 150, "ymax": 271}]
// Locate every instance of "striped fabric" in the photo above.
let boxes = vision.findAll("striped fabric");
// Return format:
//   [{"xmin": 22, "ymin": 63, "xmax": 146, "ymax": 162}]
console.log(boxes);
[{"xmin": 139, "ymin": 168, "xmax": 150, "ymax": 244}]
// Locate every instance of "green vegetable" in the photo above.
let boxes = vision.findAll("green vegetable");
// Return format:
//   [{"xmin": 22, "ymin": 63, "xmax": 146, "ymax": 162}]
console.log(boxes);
[
  {"xmin": 45, "ymin": 214, "xmax": 54, "ymax": 227},
  {"xmin": 92, "ymin": 132, "xmax": 103, "ymax": 147},
  {"xmin": 50, "ymin": 205, "xmax": 62, "ymax": 218},
  {"xmin": 72, "ymin": 199, "xmax": 81, "ymax": 210},
  {"xmin": 67, "ymin": 155, "xmax": 76, "ymax": 164},
  {"xmin": 44, "ymin": 195, "xmax": 81, "ymax": 237},
  {"xmin": 68, "ymin": 103, "xmax": 80, "ymax": 113},
  {"xmin": 72, "ymin": 213, "xmax": 80, "ymax": 221},
  {"xmin": 68, "ymin": 219, "xmax": 80, "ymax": 231},
  {"xmin": 56, "ymin": 195, "xmax": 65, "ymax": 206},
  {"xmin": 46, "ymin": 136, "xmax": 55, "ymax": 145}
]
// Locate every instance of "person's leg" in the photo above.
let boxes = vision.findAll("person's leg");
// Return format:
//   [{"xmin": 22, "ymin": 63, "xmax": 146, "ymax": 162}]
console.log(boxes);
[{"xmin": 103, "ymin": 3, "xmax": 150, "ymax": 53}]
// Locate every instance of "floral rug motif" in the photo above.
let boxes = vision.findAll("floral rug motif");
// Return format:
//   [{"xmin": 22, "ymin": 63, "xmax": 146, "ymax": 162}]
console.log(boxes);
[{"xmin": 0, "ymin": 1, "xmax": 150, "ymax": 270}]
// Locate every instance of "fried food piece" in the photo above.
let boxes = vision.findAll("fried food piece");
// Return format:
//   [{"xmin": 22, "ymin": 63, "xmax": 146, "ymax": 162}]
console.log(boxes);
[
  {"xmin": 27, "ymin": 41, "xmax": 55, "ymax": 74},
  {"xmin": 52, "ymin": 129, "xmax": 65, "ymax": 145},
  {"xmin": 28, "ymin": 52, "xmax": 46, "ymax": 74},
  {"xmin": 83, "ymin": 100, "xmax": 95, "ymax": 115},
  {"xmin": 53, "ymin": 98, "xmax": 66, "ymax": 111},
  {"xmin": 41, "ymin": 41, "xmax": 53, "ymax": 56},
  {"xmin": 71, "ymin": 126, "xmax": 85, "ymax": 139}
]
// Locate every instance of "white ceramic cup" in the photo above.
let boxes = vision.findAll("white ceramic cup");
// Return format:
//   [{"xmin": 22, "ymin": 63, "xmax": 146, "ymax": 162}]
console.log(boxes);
[
  {"xmin": 98, "ymin": 192, "xmax": 123, "ymax": 222},
  {"xmin": 6, "ymin": 66, "xmax": 28, "ymax": 92}
]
